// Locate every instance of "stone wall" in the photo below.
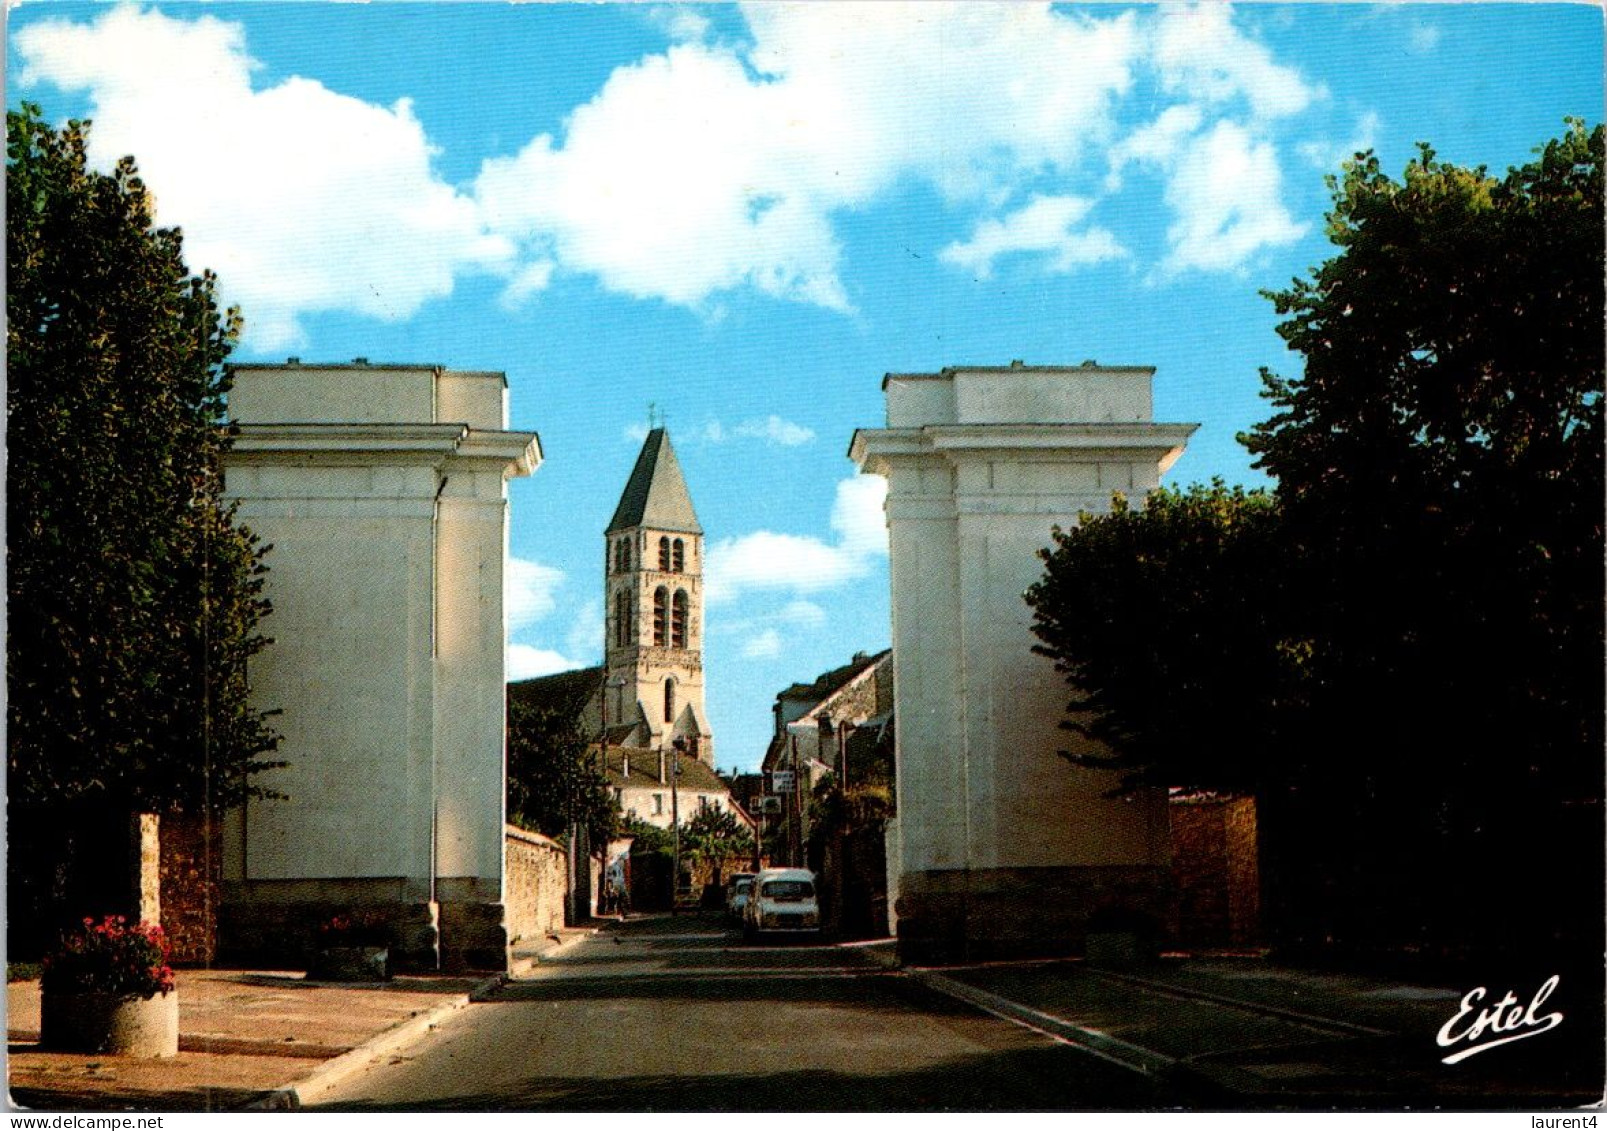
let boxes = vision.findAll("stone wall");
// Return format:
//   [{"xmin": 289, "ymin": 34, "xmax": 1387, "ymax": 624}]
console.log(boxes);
[
  {"xmin": 1169, "ymin": 794, "xmax": 1260, "ymax": 949},
  {"xmin": 504, "ymin": 826, "xmax": 566, "ymax": 945}
]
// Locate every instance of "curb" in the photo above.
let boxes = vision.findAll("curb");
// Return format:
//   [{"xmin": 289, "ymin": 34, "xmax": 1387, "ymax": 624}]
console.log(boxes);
[
  {"xmin": 242, "ymin": 971, "xmax": 507, "ymax": 1111},
  {"xmin": 905, "ymin": 968, "xmax": 1178, "ymax": 1078},
  {"xmin": 508, "ymin": 926, "xmax": 601, "ymax": 978}
]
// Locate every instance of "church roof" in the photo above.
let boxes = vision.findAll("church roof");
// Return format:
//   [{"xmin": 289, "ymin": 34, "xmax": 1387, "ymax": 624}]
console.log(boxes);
[
  {"xmin": 606, "ymin": 428, "xmax": 702, "ymax": 535},
  {"xmin": 508, "ymin": 665, "xmax": 603, "ymax": 718}
]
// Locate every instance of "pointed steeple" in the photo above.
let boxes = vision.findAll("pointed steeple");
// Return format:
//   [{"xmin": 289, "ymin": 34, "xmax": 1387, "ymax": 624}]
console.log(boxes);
[{"xmin": 606, "ymin": 428, "xmax": 701, "ymax": 535}]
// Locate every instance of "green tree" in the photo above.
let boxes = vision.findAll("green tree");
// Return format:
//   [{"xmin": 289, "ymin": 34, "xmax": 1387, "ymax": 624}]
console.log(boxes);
[
  {"xmin": 1024, "ymin": 482, "xmax": 1295, "ymax": 794},
  {"xmin": 1243, "ymin": 120, "xmax": 1604, "ymax": 806},
  {"xmin": 505, "ymin": 695, "xmax": 615, "ymax": 849},
  {"xmin": 682, "ymin": 804, "xmax": 755, "ymax": 869},
  {"xmin": 6, "ymin": 104, "xmax": 281, "ymax": 818},
  {"xmin": 1025, "ymin": 123, "xmax": 1603, "ymax": 956}
]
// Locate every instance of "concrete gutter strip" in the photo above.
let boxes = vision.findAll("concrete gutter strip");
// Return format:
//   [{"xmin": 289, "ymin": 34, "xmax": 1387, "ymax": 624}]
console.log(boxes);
[
  {"xmin": 907, "ymin": 969, "xmax": 1177, "ymax": 1078},
  {"xmin": 244, "ymin": 971, "xmax": 508, "ymax": 1111},
  {"xmin": 1086, "ymin": 968, "xmax": 1391, "ymax": 1038}
]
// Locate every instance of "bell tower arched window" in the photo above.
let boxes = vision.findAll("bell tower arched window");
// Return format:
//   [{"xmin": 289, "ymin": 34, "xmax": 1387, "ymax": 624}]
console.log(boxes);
[
  {"xmin": 671, "ymin": 538, "xmax": 685, "ymax": 572},
  {"xmin": 671, "ymin": 589, "xmax": 689, "ymax": 649},
  {"xmin": 658, "ymin": 536, "xmax": 671, "ymax": 571},
  {"xmin": 664, "ymin": 678, "xmax": 676, "ymax": 724},
  {"xmin": 652, "ymin": 586, "xmax": 668, "ymax": 646}
]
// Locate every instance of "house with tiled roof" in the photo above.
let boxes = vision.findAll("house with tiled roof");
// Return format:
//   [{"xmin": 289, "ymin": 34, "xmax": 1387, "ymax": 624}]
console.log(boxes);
[
  {"xmin": 600, "ymin": 745, "xmax": 749, "ymax": 830},
  {"xmin": 761, "ymin": 649, "xmax": 893, "ymax": 784}
]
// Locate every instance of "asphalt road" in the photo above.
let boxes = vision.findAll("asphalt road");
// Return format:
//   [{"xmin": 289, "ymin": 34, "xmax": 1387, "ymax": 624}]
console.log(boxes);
[{"xmin": 312, "ymin": 914, "xmax": 1163, "ymax": 1111}]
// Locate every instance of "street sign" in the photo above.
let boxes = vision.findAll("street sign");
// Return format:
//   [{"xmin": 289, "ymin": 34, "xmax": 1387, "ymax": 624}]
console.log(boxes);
[{"xmin": 770, "ymin": 771, "xmax": 795, "ymax": 794}]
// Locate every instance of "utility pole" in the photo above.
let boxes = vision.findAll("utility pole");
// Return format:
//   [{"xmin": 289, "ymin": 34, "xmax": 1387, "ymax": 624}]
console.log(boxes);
[{"xmin": 670, "ymin": 738, "xmax": 683, "ymax": 912}]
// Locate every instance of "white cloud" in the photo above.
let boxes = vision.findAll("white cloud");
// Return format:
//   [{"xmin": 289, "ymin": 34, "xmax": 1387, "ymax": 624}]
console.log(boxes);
[
  {"xmin": 564, "ymin": 599, "xmax": 605, "ymax": 665},
  {"xmin": 706, "ymin": 475, "xmax": 887, "ymax": 602},
  {"xmin": 475, "ymin": 3, "xmax": 1147, "ymax": 311},
  {"xmin": 623, "ymin": 423, "xmax": 651, "ymax": 443},
  {"xmin": 733, "ymin": 415, "xmax": 816, "ymax": 447},
  {"xmin": 1150, "ymin": 5, "xmax": 1322, "ymax": 122},
  {"xmin": 830, "ymin": 474, "xmax": 889, "ymax": 559},
  {"xmin": 741, "ymin": 630, "xmax": 783, "ymax": 660},
  {"xmin": 940, "ymin": 194, "xmax": 1126, "ymax": 279},
  {"xmin": 504, "ymin": 557, "xmax": 566, "ymax": 633},
  {"xmin": 14, "ymin": 6, "xmax": 508, "ymax": 348},
  {"xmin": 20, "ymin": 4, "xmax": 1328, "ymax": 330},
  {"xmin": 507, "ymin": 644, "xmax": 588, "ymax": 681},
  {"xmin": 1161, "ymin": 120, "xmax": 1307, "ymax": 275},
  {"xmin": 650, "ymin": 5, "xmax": 713, "ymax": 44},
  {"xmin": 1105, "ymin": 104, "xmax": 1207, "ymax": 189},
  {"xmin": 780, "ymin": 600, "xmax": 827, "ymax": 628},
  {"xmin": 1408, "ymin": 23, "xmax": 1442, "ymax": 55}
]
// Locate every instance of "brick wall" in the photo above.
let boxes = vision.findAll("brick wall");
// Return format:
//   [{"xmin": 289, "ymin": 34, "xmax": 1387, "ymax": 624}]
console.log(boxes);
[
  {"xmin": 157, "ymin": 811, "xmax": 222, "ymax": 965},
  {"xmin": 504, "ymin": 826, "xmax": 566, "ymax": 944},
  {"xmin": 1169, "ymin": 794, "xmax": 1260, "ymax": 949}
]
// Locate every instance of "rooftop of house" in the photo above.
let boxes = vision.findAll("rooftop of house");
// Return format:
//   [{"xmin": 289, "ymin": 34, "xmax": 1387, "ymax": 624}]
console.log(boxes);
[
  {"xmin": 600, "ymin": 746, "xmax": 729, "ymax": 795},
  {"xmin": 776, "ymin": 648, "xmax": 890, "ymax": 705}
]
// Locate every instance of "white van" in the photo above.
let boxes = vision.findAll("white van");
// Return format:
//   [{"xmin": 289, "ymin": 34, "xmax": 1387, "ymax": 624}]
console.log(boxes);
[{"xmin": 742, "ymin": 867, "xmax": 820, "ymax": 939}]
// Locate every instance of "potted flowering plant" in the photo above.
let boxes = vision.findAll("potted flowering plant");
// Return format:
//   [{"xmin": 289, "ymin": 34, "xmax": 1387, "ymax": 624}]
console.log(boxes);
[
  {"xmin": 40, "ymin": 916, "xmax": 178, "ymax": 1057},
  {"xmin": 309, "ymin": 909, "xmax": 392, "ymax": 981}
]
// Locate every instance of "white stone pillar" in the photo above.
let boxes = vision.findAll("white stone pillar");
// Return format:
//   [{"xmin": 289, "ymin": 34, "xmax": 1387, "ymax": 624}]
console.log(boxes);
[
  {"xmin": 851, "ymin": 362, "xmax": 1195, "ymax": 961},
  {"xmin": 221, "ymin": 363, "xmax": 539, "ymax": 971}
]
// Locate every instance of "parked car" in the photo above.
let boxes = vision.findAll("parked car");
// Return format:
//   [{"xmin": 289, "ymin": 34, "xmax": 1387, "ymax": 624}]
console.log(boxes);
[
  {"xmin": 724, "ymin": 873, "xmax": 756, "ymax": 923},
  {"xmin": 742, "ymin": 867, "xmax": 820, "ymax": 940}
]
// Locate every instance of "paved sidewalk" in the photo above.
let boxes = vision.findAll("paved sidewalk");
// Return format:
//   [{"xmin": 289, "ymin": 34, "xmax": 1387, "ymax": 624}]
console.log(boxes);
[
  {"xmin": 5, "ymin": 928, "xmax": 596, "ymax": 1112},
  {"xmin": 885, "ymin": 952, "xmax": 1605, "ymax": 1110}
]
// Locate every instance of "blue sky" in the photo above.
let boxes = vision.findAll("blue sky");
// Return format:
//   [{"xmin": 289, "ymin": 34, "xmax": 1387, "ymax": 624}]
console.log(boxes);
[{"xmin": 9, "ymin": 3, "xmax": 1601, "ymax": 773}]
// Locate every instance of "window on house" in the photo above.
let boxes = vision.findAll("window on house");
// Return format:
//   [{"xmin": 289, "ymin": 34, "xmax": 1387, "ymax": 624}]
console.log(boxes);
[
  {"xmin": 664, "ymin": 678, "xmax": 676, "ymax": 723},
  {"xmin": 672, "ymin": 538, "xmax": 685, "ymax": 572},
  {"xmin": 658, "ymin": 536, "xmax": 671, "ymax": 571},
  {"xmin": 653, "ymin": 586, "xmax": 668, "ymax": 646},
  {"xmin": 671, "ymin": 589, "xmax": 689, "ymax": 649},
  {"xmin": 653, "ymin": 794, "xmax": 664, "ymax": 815}
]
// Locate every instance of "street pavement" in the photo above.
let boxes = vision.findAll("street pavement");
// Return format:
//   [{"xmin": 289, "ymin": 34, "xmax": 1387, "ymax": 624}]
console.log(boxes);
[
  {"xmin": 309, "ymin": 915, "xmax": 1162, "ymax": 1111},
  {"xmin": 9, "ymin": 915, "xmax": 1600, "ymax": 1112}
]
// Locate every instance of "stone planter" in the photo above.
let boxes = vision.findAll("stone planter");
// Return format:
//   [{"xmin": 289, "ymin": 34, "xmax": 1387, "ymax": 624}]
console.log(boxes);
[
  {"xmin": 41, "ymin": 990, "xmax": 179, "ymax": 1057},
  {"xmin": 310, "ymin": 945, "xmax": 391, "ymax": 982}
]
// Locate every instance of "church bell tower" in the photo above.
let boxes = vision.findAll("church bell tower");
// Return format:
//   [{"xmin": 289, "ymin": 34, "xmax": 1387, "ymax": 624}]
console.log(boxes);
[{"xmin": 604, "ymin": 428, "xmax": 714, "ymax": 766}]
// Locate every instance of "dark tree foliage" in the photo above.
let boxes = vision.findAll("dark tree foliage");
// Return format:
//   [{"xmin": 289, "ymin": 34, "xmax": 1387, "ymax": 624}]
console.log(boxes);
[
  {"xmin": 6, "ymin": 104, "xmax": 282, "ymax": 817},
  {"xmin": 1026, "ymin": 123, "xmax": 1603, "ymax": 958},
  {"xmin": 1025, "ymin": 482, "xmax": 1293, "ymax": 794},
  {"xmin": 505, "ymin": 694, "xmax": 615, "ymax": 849},
  {"xmin": 1242, "ymin": 120, "xmax": 1604, "ymax": 809}
]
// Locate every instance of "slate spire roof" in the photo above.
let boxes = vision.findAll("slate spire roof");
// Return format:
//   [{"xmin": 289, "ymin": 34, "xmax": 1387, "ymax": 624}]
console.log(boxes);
[{"xmin": 606, "ymin": 428, "xmax": 702, "ymax": 535}]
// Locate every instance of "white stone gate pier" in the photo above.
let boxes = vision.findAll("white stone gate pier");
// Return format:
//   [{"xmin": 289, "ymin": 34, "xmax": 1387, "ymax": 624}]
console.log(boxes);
[
  {"xmin": 220, "ymin": 361, "xmax": 540, "ymax": 971},
  {"xmin": 851, "ymin": 361, "xmax": 1196, "ymax": 963}
]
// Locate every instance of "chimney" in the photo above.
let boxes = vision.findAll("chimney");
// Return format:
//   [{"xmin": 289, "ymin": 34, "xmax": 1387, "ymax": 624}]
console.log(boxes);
[
  {"xmin": 658, "ymin": 748, "xmax": 666, "ymax": 783},
  {"xmin": 622, "ymin": 751, "xmax": 630, "ymax": 778}
]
